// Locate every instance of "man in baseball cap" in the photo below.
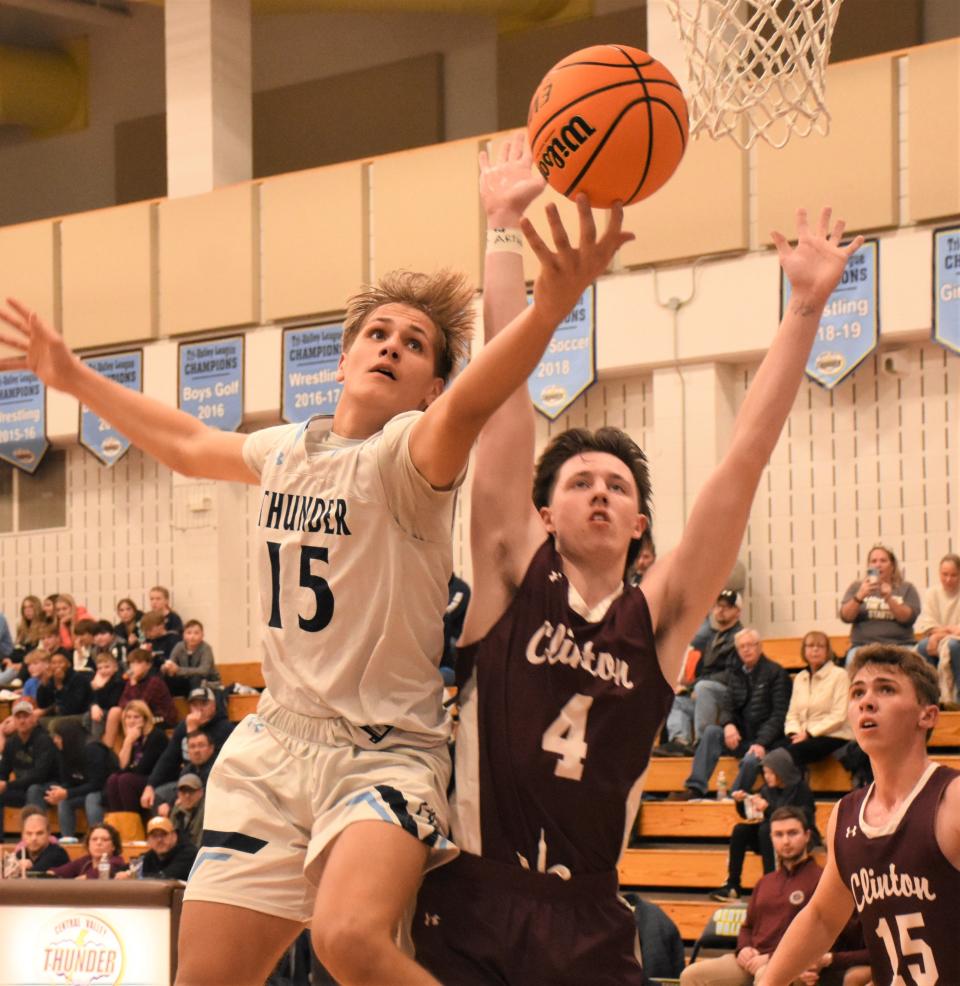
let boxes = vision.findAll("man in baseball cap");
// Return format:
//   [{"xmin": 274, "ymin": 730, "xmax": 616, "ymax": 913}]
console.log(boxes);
[
  {"xmin": 117, "ymin": 814, "xmax": 197, "ymax": 881},
  {"xmin": 0, "ymin": 697, "xmax": 57, "ymax": 840}
]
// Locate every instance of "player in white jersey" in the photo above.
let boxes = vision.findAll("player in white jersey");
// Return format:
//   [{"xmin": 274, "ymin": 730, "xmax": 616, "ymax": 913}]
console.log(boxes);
[
  {"xmin": 413, "ymin": 135, "xmax": 865, "ymax": 984},
  {"xmin": 0, "ymin": 203, "xmax": 631, "ymax": 985}
]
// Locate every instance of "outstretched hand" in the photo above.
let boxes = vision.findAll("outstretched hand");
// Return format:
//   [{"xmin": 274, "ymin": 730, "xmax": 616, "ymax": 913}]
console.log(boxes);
[
  {"xmin": 771, "ymin": 207, "xmax": 865, "ymax": 307},
  {"xmin": 0, "ymin": 299, "xmax": 79, "ymax": 391},
  {"xmin": 525, "ymin": 193, "xmax": 635, "ymax": 327},
  {"xmin": 479, "ymin": 131, "xmax": 545, "ymax": 227}
]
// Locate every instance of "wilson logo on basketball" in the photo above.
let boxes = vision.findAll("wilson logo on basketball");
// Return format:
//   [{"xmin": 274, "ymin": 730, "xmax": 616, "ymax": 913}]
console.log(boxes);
[{"xmin": 536, "ymin": 116, "xmax": 597, "ymax": 178}]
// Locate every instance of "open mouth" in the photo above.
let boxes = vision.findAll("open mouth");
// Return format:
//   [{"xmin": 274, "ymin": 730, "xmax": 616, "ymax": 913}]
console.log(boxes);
[
  {"xmin": 589, "ymin": 511, "xmax": 610, "ymax": 524},
  {"xmin": 371, "ymin": 366, "xmax": 397, "ymax": 380},
  {"xmin": 858, "ymin": 718, "xmax": 878, "ymax": 731}
]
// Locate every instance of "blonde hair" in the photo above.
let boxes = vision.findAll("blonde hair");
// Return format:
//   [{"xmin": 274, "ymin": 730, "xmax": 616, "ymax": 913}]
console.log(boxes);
[
  {"xmin": 342, "ymin": 270, "xmax": 474, "ymax": 381},
  {"xmin": 122, "ymin": 699, "xmax": 156, "ymax": 735}
]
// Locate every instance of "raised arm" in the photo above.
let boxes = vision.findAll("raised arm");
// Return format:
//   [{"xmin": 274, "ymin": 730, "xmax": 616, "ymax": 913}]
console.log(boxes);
[
  {"xmin": 408, "ymin": 186, "xmax": 634, "ymax": 494},
  {"xmin": 763, "ymin": 806, "xmax": 855, "ymax": 985},
  {"xmin": 459, "ymin": 135, "xmax": 549, "ymax": 641},
  {"xmin": 644, "ymin": 209, "xmax": 864, "ymax": 681},
  {"xmin": 0, "ymin": 300, "xmax": 256, "ymax": 484}
]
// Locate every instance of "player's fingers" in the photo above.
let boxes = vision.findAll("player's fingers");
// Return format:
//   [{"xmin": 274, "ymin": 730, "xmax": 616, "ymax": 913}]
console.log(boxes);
[
  {"xmin": 794, "ymin": 207, "xmax": 810, "ymax": 238},
  {"xmin": 521, "ymin": 216, "xmax": 552, "ymax": 264},
  {"xmin": 0, "ymin": 356, "xmax": 27, "ymax": 371},
  {"xmin": 478, "ymin": 149, "xmax": 490, "ymax": 174},
  {"xmin": 576, "ymin": 194, "xmax": 597, "ymax": 246},
  {"xmin": 817, "ymin": 206, "xmax": 832, "ymax": 238},
  {"xmin": 510, "ymin": 129, "xmax": 526, "ymax": 161},
  {"xmin": 770, "ymin": 229, "xmax": 790, "ymax": 260},
  {"xmin": 830, "ymin": 219, "xmax": 846, "ymax": 243},
  {"xmin": 545, "ymin": 203, "xmax": 571, "ymax": 252},
  {"xmin": 0, "ymin": 310, "xmax": 27, "ymax": 334},
  {"xmin": 5, "ymin": 298, "xmax": 33, "ymax": 323},
  {"xmin": 843, "ymin": 234, "xmax": 865, "ymax": 257},
  {"xmin": 520, "ymin": 134, "xmax": 534, "ymax": 167}
]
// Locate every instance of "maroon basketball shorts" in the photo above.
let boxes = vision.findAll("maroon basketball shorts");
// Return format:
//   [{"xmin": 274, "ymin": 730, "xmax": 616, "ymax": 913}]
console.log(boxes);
[{"xmin": 412, "ymin": 851, "xmax": 645, "ymax": 986}]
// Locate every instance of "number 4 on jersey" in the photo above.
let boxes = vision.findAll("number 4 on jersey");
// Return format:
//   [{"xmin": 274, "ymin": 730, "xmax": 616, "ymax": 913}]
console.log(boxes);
[{"xmin": 542, "ymin": 693, "xmax": 594, "ymax": 781}]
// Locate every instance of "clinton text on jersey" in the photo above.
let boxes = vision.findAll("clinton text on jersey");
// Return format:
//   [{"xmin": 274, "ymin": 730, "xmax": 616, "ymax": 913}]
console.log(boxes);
[{"xmin": 525, "ymin": 621, "xmax": 634, "ymax": 689}]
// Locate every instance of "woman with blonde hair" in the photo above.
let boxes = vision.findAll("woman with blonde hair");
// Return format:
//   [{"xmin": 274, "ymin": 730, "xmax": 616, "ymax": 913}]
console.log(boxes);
[
  {"xmin": 784, "ymin": 631, "xmax": 852, "ymax": 766},
  {"xmin": 0, "ymin": 594, "xmax": 44, "ymax": 687},
  {"xmin": 54, "ymin": 593, "xmax": 93, "ymax": 651},
  {"xmin": 102, "ymin": 700, "xmax": 167, "ymax": 812}
]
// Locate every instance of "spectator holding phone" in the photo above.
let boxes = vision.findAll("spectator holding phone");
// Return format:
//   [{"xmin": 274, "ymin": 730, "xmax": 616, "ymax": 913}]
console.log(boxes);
[{"xmin": 839, "ymin": 543, "xmax": 920, "ymax": 664}]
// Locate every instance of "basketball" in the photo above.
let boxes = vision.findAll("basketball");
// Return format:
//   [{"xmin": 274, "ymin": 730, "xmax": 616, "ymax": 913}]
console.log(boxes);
[{"xmin": 527, "ymin": 44, "xmax": 689, "ymax": 208}]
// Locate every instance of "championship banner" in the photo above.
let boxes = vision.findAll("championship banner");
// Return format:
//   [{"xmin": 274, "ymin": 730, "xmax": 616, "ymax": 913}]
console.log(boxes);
[
  {"xmin": 79, "ymin": 350, "xmax": 143, "ymax": 466},
  {"xmin": 178, "ymin": 336, "xmax": 244, "ymax": 431},
  {"xmin": 0, "ymin": 370, "xmax": 48, "ymax": 474},
  {"xmin": 781, "ymin": 239, "xmax": 879, "ymax": 390},
  {"xmin": 527, "ymin": 285, "xmax": 596, "ymax": 419},
  {"xmin": 281, "ymin": 324, "xmax": 344, "ymax": 423},
  {"xmin": 933, "ymin": 225, "xmax": 960, "ymax": 356}
]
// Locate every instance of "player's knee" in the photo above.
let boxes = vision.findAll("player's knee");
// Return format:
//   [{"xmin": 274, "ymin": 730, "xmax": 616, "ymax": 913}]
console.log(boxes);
[{"xmin": 311, "ymin": 910, "xmax": 391, "ymax": 979}]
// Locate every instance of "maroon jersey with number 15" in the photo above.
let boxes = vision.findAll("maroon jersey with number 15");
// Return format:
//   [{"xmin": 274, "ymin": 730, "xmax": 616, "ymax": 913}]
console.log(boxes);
[
  {"xmin": 451, "ymin": 538, "xmax": 675, "ymax": 875},
  {"xmin": 834, "ymin": 763, "xmax": 960, "ymax": 986}
]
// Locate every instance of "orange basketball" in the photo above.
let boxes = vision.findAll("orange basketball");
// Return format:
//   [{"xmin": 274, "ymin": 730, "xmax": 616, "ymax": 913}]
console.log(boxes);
[{"xmin": 527, "ymin": 44, "xmax": 689, "ymax": 208}]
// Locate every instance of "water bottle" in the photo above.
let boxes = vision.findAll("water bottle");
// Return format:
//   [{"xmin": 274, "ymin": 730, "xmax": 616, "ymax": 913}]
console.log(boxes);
[
  {"xmin": 716, "ymin": 770, "xmax": 729, "ymax": 801},
  {"xmin": 97, "ymin": 853, "xmax": 111, "ymax": 881}
]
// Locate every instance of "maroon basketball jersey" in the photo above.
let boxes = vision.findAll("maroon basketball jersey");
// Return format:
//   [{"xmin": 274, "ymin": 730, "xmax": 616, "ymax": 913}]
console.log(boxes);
[
  {"xmin": 834, "ymin": 764, "xmax": 960, "ymax": 985},
  {"xmin": 453, "ymin": 538, "xmax": 674, "ymax": 875}
]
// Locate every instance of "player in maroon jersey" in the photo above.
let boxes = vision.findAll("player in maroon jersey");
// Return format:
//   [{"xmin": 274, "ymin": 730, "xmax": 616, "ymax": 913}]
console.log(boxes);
[
  {"xmin": 412, "ymin": 133, "xmax": 865, "ymax": 985},
  {"xmin": 765, "ymin": 644, "xmax": 960, "ymax": 985}
]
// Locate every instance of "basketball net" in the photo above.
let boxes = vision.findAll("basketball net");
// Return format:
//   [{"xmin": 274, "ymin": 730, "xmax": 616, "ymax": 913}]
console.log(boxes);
[{"xmin": 666, "ymin": 0, "xmax": 845, "ymax": 149}]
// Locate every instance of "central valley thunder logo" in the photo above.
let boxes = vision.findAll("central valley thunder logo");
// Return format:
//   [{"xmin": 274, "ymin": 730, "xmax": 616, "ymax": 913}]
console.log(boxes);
[{"xmin": 37, "ymin": 912, "xmax": 125, "ymax": 985}]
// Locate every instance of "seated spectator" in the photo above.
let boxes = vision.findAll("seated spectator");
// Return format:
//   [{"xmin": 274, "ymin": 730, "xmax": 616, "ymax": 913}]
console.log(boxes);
[
  {"xmin": 116, "ymin": 815, "xmax": 196, "ymax": 881},
  {"xmin": 628, "ymin": 530, "xmax": 656, "ymax": 588},
  {"xmin": 42, "ymin": 594, "xmax": 58, "ymax": 620},
  {"xmin": 103, "ymin": 701, "xmax": 168, "ymax": 813},
  {"xmin": 784, "ymin": 631, "xmax": 852, "ymax": 766},
  {"xmin": 681, "ymin": 808, "xmax": 870, "ymax": 986},
  {"xmin": 104, "ymin": 649, "xmax": 177, "ymax": 744},
  {"xmin": 114, "ymin": 597, "xmax": 143, "ymax": 650},
  {"xmin": 70, "ymin": 618, "xmax": 98, "ymax": 674},
  {"xmin": 148, "ymin": 585, "xmax": 184, "ymax": 639},
  {"xmin": 12, "ymin": 595, "xmax": 44, "ymax": 659},
  {"xmin": 0, "ymin": 607, "xmax": 13, "ymax": 667},
  {"xmin": 49, "ymin": 822, "xmax": 128, "ymax": 879},
  {"xmin": 671, "ymin": 629, "xmax": 791, "ymax": 800},
  {"xmin": 2, "ymin": 805, "xmax": 69, "ymax": 876},
  {"xmin": 91, "ymin": 619, "xmax": 128, "ymax": 669},
  {"xmin": 36, "ymin": 621, "xmax": 68, "ymax": 661},
  {"xmin": 840, "ymin": 543, "xmax": 920, "ymax": 663},
  {"xmin": 656, "ymin": 590, "xmax": 744, "ymax": 755},
  {"xmin": 914, "ymin": 552, "xmax": 960, "ymax": 705},
  {"xmin": 86, "ymin": 651, "xmax": 125, "ymax": 742},
  {"xmin": 35, "ymin": 651, "xmax": 92, "ymax": 725},
  {"xmin": 44, "ymin": 718, "xmax": 114, "ymax": 840},
  {"xmin": 0, "ymin": 698, "xmax": 58, "ymax": 839},
  {"xmin": 711, "ymin": 748, "xmax": 817, "ymax": 901},
  {"xmin": 633, "ymin": 896, "xmax": 684, "ymax": 981},
  {"xmin": 163, "ymin": 772, "xmax": 205, "ymax": 848},
  {"xmin": 20, "ymin": 648, "xmax": 51, "ymax": 703},
  {"xmin": 140, "ymin": 686, "xmax": 233, "ymax": 812},
  {"xmin": 161, "ymin": 619, "xmax": 219, "ymax": 696},
  {"xmin": 54, "ymin": 593, "xmax": 93, "ymax": 653},
  {"xmin": 141, "ymin": 611, "xmax": 179, "ymax": 669}
]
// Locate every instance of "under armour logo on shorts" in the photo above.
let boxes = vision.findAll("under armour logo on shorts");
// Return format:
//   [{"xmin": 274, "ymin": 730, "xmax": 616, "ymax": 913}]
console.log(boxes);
[
  {"xmin": 423, "ymin": 913, "xmax": 440, "ymax": 927},
  {"xmin": 548, "ymin": 570, "xmax": 563, "ymax": 583}
]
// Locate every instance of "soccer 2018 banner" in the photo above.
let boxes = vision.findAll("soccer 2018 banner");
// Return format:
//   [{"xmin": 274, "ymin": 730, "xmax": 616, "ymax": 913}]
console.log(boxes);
[
  {"xmin": 934, "ymin": 225, "xmax": 960, "ymax": 357},
  {"xmin": 79, "ymin": 351, "xmax": 143, "ymax": 466},
  {"xmin": 781, "ymin": 240, "xmax": 879, "ymax": 390},
  {"xmin": 527, "ymin": 285, "xmax": 596, "ymax": 419},
  {"xmin": 282, "ymin": 324, "xmax": 344, "ymax": 423},
  {"xmin": 0, "ymin": 370, "xmax": 48, "ymax": 474},
  {"xmin": 178, "ymin": 336, "xmax": 244, "ymax": 431}
]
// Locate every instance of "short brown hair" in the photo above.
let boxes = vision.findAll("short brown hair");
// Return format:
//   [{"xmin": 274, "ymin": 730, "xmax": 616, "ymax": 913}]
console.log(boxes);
[
  {"xmin": 849, "ymin": 644, "xmax": 940, "ymax": 708},
  {"xmin": 74, "ymin": 619, "xmax": 97, "ymax": 637},
  {"xmin": 184, "ymin": 619, "xmax": 203, "ymax": 632},
  {"xmin": 770, "ymin": 806, "xmax": 809, "ymax": 828},
  {"xmin": 532, "ymin": 427, "xmax": 652, "ymax": 568},
  {"xmin": 140, "ymin": 611, "xmax": 166, "ymax": 633},
  {"xmin": 342, "ymin": 270, "xmax": 474, "ymax": 382},
  {"xmin": 150, "ymin": 586, "xmax": 170, "ymax": 601},
  {"xmin": 20, "ymin": 804, "xmax": 48, "ymax": 828},
  {"xmin": 127, "ymin": 647, "xmax": 153, "ymax": 665}
]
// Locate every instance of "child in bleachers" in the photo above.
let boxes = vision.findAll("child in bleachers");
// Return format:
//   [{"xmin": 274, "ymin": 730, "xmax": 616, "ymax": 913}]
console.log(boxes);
[
  {"xmin": 711, "ymin": 747, "xmax": 817, "ymax": 902},
  {"xmin": 103, "ymin": 649, "xmax": 177, "ymax": 747},
  {"xmin": 91, "ymin": 619, "xmax": 127, "ymax": 668},
  {"xmin": 87, "ymin": 651, "xmax": 125, "ymax": 742},
  {"xmin": 140, "ymin": 610, "xmax": 179, "ymax": 669},
  {"xmin": 71, "ymin": 618, "xmax": 97, "ymax": 674},
  {"xmin": 20, "ymin": 648, "xmax": 51, "ymax": 703},
  {"xmin": 114, "ymin": 598, "xmax": 143, "ymax": 649},
  {"xmin": 160, "ymin": 619, "xmax": 218, "ymax": 696},
  {"xmin": 35, "ymin": 651, "xmax": 92, "ymax": 726}
]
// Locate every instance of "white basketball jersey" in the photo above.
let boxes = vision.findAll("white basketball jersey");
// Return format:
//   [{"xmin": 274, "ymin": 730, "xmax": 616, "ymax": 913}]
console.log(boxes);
[{"xmin": 242, "ymin": 410, "xmax": 458, "ymax": 743}]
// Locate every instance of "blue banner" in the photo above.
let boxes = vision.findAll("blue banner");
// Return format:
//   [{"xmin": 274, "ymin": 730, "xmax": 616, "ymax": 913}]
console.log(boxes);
[
  {"xmin": 934, "ymin": 225, "xmax": 960, "ymax": 357},
  {"xmin": 527, "ymin": 286, "xmax": 596, "ymax": 419},
  {"xmin": 281, "ymin": 324, "xmax": 344, "ymax": 423},
  {"xmin": 781, "ymin": 240, "xmax": 879, "ymax": 390},
  {"xmin": 79, "ymin": 350, "xmax": 143, "ymax": 466},
  {"xmin": 178, "ymin": 336, "xmax": 244, "ymax": 431},
  {"xmin": 0, "ymin": 371, "xmax": 48, "ymax": 474}
]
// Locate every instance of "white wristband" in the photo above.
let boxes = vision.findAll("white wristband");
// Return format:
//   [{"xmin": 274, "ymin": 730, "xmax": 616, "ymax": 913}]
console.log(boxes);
[{"xmin": 486, "ymin": 227, "xmax": 523, "ymax": 253}]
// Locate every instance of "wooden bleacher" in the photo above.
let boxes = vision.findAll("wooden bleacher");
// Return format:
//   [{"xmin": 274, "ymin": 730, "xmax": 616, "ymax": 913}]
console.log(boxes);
[{"xmin": 762, "ymin": 636, "xmax": 850, "ymax": 670}]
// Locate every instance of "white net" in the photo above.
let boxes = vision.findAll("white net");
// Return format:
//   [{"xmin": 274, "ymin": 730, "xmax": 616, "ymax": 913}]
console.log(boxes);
[{"xmin": 667, "ymin": 0, "xmax": 845, "ymax": 149}]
